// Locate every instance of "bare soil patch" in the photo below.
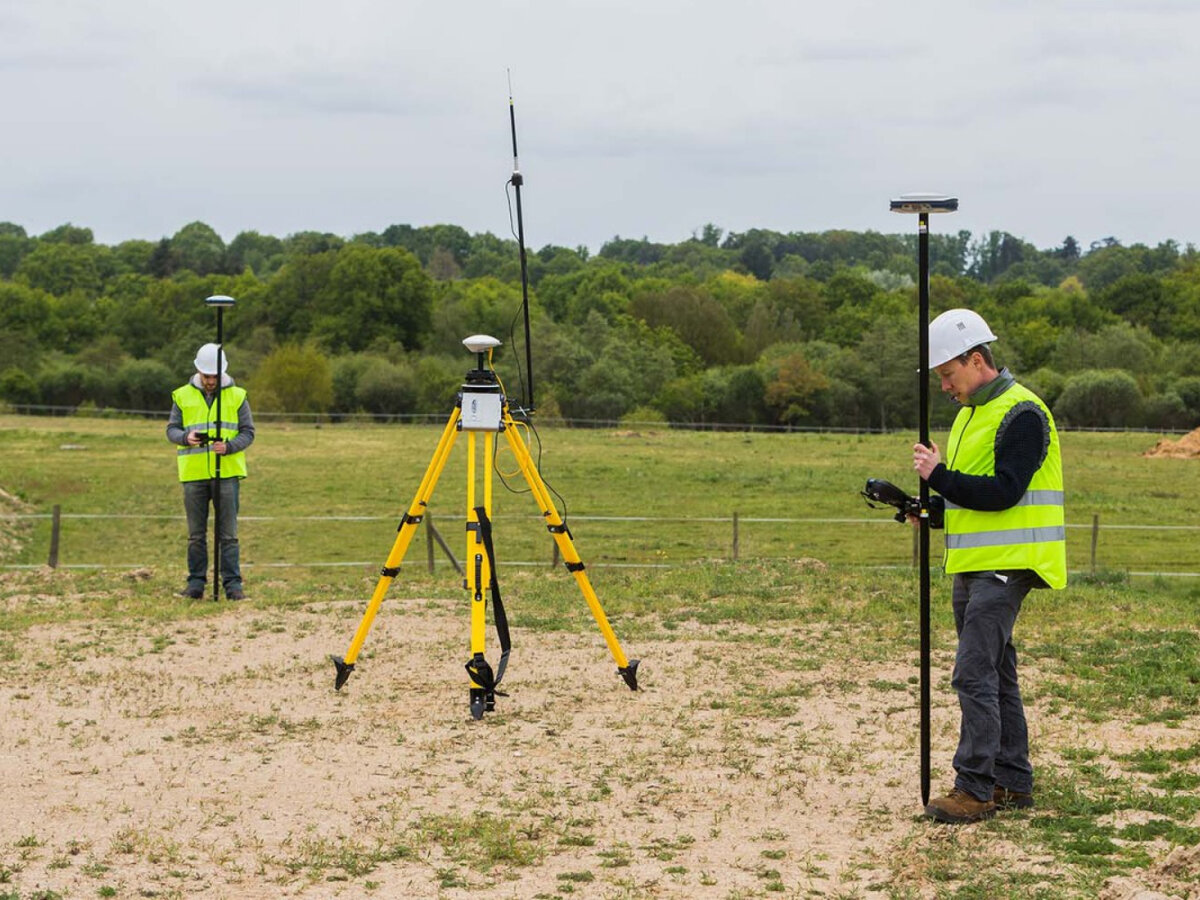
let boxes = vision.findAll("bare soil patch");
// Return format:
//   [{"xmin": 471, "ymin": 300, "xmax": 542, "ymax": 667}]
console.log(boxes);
[
  {"xmin": 2, "ymin": 593, "xmax": 937, "ymax": 899},
  {"xmin": 2, "ymin": 579, "xmax": 1196, "ymax": 899}
]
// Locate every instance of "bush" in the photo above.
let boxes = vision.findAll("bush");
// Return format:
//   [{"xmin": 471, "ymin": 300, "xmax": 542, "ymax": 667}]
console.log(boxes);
[
  {"xmin": 252, "ymin": 344, "xmax": 333, "ymax": 414},
  {"xmin": 1141, "ymin": 391, "xmax": 1190, "ymax": 430},
  {"xmin": 1053, "ymin": 369, "xmax": 1142, "ymax": 428},
  {"xmin": 1174, "ymin": 376, "xmax": 1200, "ymax": 425},
  {"xmin": 330, "ymin": 354, "xmax": 375, "ymax": 414},
  {"xmin": 114, "ymin": 358, "xmax": 175, "ymax": 412},
  {"xmin": 355, "ymin": 359, "xmax": 417, "ymax": 418},
  {"xmin": 619, "ymin": 405, "xmax": 667, "ymax": 427},
  {"xmin": 0, "ymin": 368, "xmax": 40, "ymax": 405},
  {"xmin": 1022, "ymin": 368, "xmax": 1067, "ymax": 411},
  {"xmin": 36, "ymin": 361, "xmax": 105, "ymax": 409}
]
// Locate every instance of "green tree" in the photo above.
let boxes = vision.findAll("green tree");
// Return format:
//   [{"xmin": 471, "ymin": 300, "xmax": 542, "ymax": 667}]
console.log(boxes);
[
  {"xmin": 14, "ymin": 242, "xmax": 107, "ymax": 297},
  {"xmin": 763, "ymin": 350, "xmax": 828, "ymax": 425},
  {"xmin": 0, "ymin": 282, "xmax": 60, "ymax": 350},
  {"xmin": 0, "ymin": 222, "xmax": 31, "ymax": 278},
  {"xmin": 629, "ymin": 285, "xmax": 744, "ymax": 365},
  {"xmin": 313, "ymin": 245, "xmax": 433, "ymax": 352},
  {"xmin": 170, "ymin": 221, "xmax": 227, "ymax": 276},
  {"xmin": 227, "ymin": 231, "xmax": 285, "ymax": 277}
]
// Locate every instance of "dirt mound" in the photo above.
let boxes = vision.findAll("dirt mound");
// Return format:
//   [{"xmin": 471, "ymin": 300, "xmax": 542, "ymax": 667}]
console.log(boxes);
[
  {"xmin": 1100, "ymin": 843, "xmax": 1200, "ymax": 900},
  {"xmin": 1144, "ymin": 426, "xmax": 1200, "ymax": 459}
]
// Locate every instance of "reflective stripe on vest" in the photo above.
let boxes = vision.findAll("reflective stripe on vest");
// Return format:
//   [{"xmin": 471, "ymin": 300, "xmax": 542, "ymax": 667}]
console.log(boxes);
[
  {"xmin": 944, "ymin": 490, "xmax": 1065, "ymax": 510},
  {"xmin": 172, "ymin": 384, "xmax": 248, "ymax": 482},
  {"xmin": 942, "ymin": 383, "xmax": 1067, "ymax": 589},
  {"xmin": 946, "ymin": 525, "xmax": 1067, "ymax": 549}
]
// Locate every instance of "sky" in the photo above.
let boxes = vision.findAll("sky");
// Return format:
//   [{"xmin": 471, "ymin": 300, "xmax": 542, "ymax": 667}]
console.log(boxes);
[{"xmin": 3, "ymin": 0, "xmax": 1199, "ymax": 255}]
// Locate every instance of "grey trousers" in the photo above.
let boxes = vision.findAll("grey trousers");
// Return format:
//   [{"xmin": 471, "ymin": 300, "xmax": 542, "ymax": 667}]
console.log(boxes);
[
  {"xmin": 950, "ymin": 570, "xmax": 1039, "ymax": 800},
  {"xmin": 183, "ymin": 477, "xmax": 242, "ymax": 592}
]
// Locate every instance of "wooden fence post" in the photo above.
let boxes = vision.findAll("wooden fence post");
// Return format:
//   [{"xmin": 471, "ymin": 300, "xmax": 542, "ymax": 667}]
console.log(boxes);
[
  {"xmin": 732, "ymin": 511, "xmax": 739, "ymax": 561},
  {"xmin": 1090, "ymin": 514, "xmax": 1099, "ymax": 574},
  {"xmin": 48, "ymin": 504, "xmax": 61, "ymax": 568}
]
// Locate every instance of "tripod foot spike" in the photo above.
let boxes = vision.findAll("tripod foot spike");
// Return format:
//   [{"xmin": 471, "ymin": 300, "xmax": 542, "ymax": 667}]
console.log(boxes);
[
  {"xmin": 469, "ymin": 688, "xmax": 487, "ymax": 720},
  {"xmin": 618, "ymin": 659, "xmax": 640, "ymax": 691},
  {"xmin": 331, "ymin": 655, "xmax": 355, "ymax": 691}
]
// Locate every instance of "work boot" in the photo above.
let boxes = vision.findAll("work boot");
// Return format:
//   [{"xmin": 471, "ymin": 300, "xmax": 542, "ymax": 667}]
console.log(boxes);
[
  {"xmin": 923, "ymin": 788, "xmax": 997, "ymax": 824},
  {"xmin": 226, "ymin": 587, "xmax": 246, "ymax": 601},
  {"xmin": 178, "ymin": 586, "xmax": 204, "ymax": 599},
  {"xmin": 993, "ymin": 786, "xmax": 1034, "ymax": 810}
]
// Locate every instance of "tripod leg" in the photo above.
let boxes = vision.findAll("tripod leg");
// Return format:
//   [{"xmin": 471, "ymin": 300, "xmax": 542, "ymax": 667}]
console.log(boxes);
[
  {"xmin": 331, "ymin": 409, "xmax": 461, "ymax": 690},
  {"xmin": 465, "ymin": 430, "xmax": 497, "ymax": 719},
  {"xmin": 501, "ymin": 415, "xmax": 639, "ymax": 691}
]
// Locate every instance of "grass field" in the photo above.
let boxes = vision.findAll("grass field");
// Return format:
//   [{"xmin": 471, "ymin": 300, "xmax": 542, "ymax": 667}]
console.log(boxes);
[
  {"xmin": 2, "ymin": 414, "xmax": 1198, "ymax": 575},
  {"xmin": 1, "ymin": 413, "xmax": 1198, "ymax": 899}
]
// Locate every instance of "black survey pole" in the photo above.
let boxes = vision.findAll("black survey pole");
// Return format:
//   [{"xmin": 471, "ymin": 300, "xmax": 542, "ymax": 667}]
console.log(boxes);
[
  {"xmin": 205, "ymin": 294, "xmax": 236, "ymax": 602},
  {"xmin": 507, "ymin": 76, "xmax": 535, "ymax": 413},
  {"xmin": 890, "ymin": 194, "xmax": 957, "ymax": 807}
]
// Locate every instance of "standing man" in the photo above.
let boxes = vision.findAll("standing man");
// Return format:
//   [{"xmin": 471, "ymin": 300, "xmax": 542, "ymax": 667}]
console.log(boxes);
[
  {"xmin": 912, "ymin": 309, "xmax": 1066, "ymax": 824},
  {"xmin": 167, "ymin": 342, "xmax": 255, "ymax": 600}
]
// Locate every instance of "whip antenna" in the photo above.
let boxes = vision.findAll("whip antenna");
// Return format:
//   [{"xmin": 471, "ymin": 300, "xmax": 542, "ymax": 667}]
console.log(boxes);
[{"xmin": 507, "ymin": 71, "xmax": 535, "ymax": 413}]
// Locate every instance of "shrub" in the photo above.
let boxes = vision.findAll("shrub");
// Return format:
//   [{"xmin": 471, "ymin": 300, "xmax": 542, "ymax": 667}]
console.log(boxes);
[
  {"xmin": 1053, "ymin": 369, "xmax": 1142, "ymax": 428},
  {"xmin": 252, "ymin": 344, "xmax": 333, "ymax": 414},
  {"xmin": 355, "ymin": 359, "xmax": 417, "ymax": 418},
  {"xmin": 114, "ymin": 358, "xmax": 175, "ymax": 412}
]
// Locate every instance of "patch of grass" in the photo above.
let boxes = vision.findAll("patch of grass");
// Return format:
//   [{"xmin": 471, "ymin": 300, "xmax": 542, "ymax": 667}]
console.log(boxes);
[
  {"xmin": 411, "ymin": 812, "xmax": 542, "ymax": 869},
  {"xmin": 1032, "ymin": 627, "xmax": 1200, "ymax": 722}
]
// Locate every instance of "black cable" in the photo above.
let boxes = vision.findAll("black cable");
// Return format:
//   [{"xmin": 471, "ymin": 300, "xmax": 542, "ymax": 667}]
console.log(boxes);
[{"xmin": 492, "ymin": 413, "xmax": 569, "ymax": 525}]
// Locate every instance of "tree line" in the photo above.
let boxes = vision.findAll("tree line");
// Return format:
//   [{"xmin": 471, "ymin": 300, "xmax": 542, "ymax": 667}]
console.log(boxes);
[{"xmin": 1, "ymin": 219, "xmax": 1198, "ymax": 431}]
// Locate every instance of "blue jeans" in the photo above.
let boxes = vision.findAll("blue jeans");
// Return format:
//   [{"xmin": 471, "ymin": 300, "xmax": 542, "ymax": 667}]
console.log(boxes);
[
  {"xmin": 950, "ymin": 570, "xmax": 1038, "ymax": 800},
  {"xmin": 183, "ymin": 478, "xmax": 242, "ymax": 593}
]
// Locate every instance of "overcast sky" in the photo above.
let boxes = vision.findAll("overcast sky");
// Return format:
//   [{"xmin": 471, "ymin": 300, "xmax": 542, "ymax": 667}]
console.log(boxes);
[{"xmin": 3, "ymin": 1, "xmax": 1198, "ymax": 255}]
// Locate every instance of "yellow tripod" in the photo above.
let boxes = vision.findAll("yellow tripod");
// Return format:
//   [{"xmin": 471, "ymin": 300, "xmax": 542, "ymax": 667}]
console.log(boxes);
[{"xmin": 331, "ymin": 336, "xmax": 640, "ymax": 718}]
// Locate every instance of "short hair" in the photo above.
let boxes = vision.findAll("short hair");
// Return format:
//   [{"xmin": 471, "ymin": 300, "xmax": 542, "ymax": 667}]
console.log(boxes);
[{"xmin": 958, "ymin": 344, "xmax": 995, "ymax": 368}]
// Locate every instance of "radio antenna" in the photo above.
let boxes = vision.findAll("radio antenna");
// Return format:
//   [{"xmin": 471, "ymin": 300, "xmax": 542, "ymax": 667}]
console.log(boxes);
[{"xmin": 507, "ymin": 70, "xmax": 535, "ymax": 414}]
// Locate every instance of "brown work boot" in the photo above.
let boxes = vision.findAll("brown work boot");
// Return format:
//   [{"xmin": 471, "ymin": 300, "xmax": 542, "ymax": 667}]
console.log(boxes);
[
  {"xmin": 993, "ymin": 786, "xmax": 1034, "ymax": 810},
  {"xmin": 924, "ymin": 788, "xmax": 997, "ymax": 824}
]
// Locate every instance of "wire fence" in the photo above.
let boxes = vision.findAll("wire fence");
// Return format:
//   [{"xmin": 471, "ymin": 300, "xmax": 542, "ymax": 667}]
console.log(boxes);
[
  {"xmin": 4, "ymin": 509, "xmax": 1199, "ymax": 578},
  {"xmin": 3, "ymin": 403, "xmax": 1194, "ymax": 435}
]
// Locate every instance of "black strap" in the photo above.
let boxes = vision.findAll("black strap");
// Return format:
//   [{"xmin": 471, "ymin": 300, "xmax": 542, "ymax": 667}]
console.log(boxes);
[{"xmin": 473, "ymin": 506, "xmax": 511, "ymax": 686}]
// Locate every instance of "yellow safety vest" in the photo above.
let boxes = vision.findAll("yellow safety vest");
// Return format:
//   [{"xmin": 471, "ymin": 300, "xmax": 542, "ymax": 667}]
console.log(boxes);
[
  {"xmin": 942, "ymin": 382, "xmax": 1066, "ymax": 589},
  {"xmin": 172, "ymin": 384, "xmax": 249, "ymax": 482}
]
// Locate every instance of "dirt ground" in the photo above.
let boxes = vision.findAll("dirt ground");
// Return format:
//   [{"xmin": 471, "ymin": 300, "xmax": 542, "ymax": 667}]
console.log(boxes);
[{"xmin": 1, "ymin": 570, "xmax": 1197, "ymax": 899}]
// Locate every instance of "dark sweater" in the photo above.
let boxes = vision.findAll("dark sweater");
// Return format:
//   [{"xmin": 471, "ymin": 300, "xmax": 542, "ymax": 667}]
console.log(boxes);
[{"xmin": 927, "ymin": 408, "xmax": 1046, "ymax": 512}]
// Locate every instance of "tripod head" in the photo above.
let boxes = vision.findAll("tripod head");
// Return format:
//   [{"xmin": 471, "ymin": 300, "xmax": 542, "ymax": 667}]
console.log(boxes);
[{"xmin": 460, "ymin": 334, "xmax": 503, "ymax": 431}]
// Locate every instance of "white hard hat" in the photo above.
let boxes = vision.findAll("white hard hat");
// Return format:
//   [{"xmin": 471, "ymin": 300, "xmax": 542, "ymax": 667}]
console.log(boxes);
[
  {"xmin": 928, "ymin": 309, "xmax": 997, "ymax": 368},
  {"xmin": 193, "ymin": 343, "xmax": 229, "ymax": 375}
]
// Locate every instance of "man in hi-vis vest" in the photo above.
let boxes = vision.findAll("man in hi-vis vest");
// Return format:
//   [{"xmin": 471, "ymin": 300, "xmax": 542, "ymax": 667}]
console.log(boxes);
[
  {"xmin": 167, "ymin": 343, "xmax": 255, "ymax": 600},
  {"xmin": 911, "ymin": 309, "xmax": 1066, "ymax": 825}
]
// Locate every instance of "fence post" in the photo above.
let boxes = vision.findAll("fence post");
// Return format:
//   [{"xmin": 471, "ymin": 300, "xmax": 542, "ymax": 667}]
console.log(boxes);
[
  {"xmin": 551, "ymin": 541, "xmax": 560, "ymax": 568},
  {"xmin": 48, "ymin": 504, "xmax": 61, "ymax": 568},
  {"xmin": 1090, "ymin": 514, "xmax": 1099, "ymax": 574},
  {"xmin": 732, "ymin": 511, "xmax": 739, "ymax": 561}
]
